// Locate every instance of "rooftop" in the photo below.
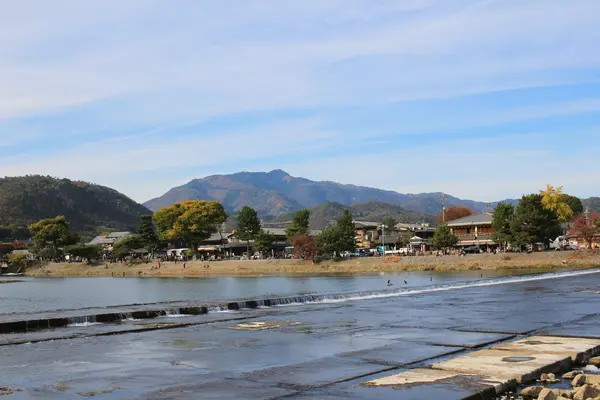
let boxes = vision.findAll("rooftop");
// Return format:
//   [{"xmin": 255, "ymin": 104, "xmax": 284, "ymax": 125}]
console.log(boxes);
[
  {"xmin": 106, "ymin": 231, "xmax": 133, "ymax": 238},
  {"xmin": 88, "ymin": 236, "xmax": 116, "ymax": 245},
  {"xmin": 446, "ymin": 213, "xmax": 493, "ymax": 227},
  {"xmin": 205, "ymin": 232, "xmax": 231, "ymax": 241}
]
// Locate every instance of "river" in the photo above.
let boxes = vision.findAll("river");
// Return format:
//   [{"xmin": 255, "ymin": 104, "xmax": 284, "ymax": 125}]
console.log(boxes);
[
  {"xmin": 0, "ymin": 269, "xmax": 552, "ymax": 316},
  {"xmin": 1, "ymin": 268, "xmax": 599, "ymax": 399}
]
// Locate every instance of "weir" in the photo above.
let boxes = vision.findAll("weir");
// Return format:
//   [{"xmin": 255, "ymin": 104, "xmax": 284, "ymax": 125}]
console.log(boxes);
[{"xmin": 1, "ymin": 269, "xmax": 598, "ymax": 335}]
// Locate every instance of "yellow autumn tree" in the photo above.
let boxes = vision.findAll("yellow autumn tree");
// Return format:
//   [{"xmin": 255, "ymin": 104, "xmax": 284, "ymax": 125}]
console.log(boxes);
[
  {"xmin": 153, "ymin": 200, "xmax": 227, "ymax": 249},
  {"xmin": 539, "ymin": 184, "xmax": 573, "ymax": 223}
]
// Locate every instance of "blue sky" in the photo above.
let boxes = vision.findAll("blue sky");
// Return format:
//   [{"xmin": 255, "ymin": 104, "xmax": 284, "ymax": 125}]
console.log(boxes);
[{"xmin": 1, "ymin": 0, "xmax": 599, "ymax": 203}]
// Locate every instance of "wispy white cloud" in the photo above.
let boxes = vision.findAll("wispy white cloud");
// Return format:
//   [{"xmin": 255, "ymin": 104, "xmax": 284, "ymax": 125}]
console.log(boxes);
[
  {"xmin": 1, "ymin": 0, "xmax": 599, "ymax": 121},
  {"xmin": 0, "ymin": 0, "xmax": 599, "ymax": 202},
  {"xmin": 0, "ymin": 116, "xmax": 339, "ymax": 194}
]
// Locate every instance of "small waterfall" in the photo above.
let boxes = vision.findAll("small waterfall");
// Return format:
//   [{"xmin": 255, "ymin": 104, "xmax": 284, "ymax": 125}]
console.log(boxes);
[
  {"xmin": 206, "ymin": 305, "xmax": 233, "ymax": 313},
  {"xmin": 68, "ymin": 315, "xmax": 100, "ymax": 327},
  {"xmin": 1, "ymin": 268, "xmax": 597, "ymax": 335},
  {"xmin": 205, "ymin": 268, "xmax": 600, "ymax": 312},
  {"xmin": 117, "ymin": 312, "xmax": 135, "ymax": 321},
  {"xmin": 162, "ymin": 308, "xmax": 185, "ymax": 317}
]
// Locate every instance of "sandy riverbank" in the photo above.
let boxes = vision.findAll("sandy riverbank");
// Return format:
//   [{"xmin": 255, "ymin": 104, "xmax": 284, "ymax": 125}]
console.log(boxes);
[{"xmin": 23, "ymin": 251, "xmax": 600, "ymax": 278}]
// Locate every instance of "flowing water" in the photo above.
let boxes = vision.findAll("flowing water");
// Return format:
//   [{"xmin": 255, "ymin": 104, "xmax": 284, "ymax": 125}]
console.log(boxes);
[
  {"xmin": 0, "ymin": 269, "xmax": 560, "ymax": 316},
  {"xmin": 2, "ymin": 268, "xmax": 600, "ymax": 399}
]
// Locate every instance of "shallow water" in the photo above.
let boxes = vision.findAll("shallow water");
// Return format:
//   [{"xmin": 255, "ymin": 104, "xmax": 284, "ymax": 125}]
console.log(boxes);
[
  {"xmin": 0, "ymin": 269, "xmax": 555, "ymax": 316},
  {"xmin": 1, "ymin": 269, "xmax": 600, "ymax": 399}
]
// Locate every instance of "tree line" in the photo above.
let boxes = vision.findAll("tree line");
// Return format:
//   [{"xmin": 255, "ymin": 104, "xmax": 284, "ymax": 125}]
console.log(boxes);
[
  {"xmin": 8, "ymin": 184, "xmax": 597, "ymax": 267},
  {"xmin": 236, "ymin": 206, "xmax": 357, "ymax": 260},
  {"xmin": 431, "ymin": 185, "xmax": 598, "ymax": 250},
  {"xmin": 1, "ymin": 200, "xmax": 228, "ymax": 265},
  {"xmin": 11, "ymin": 199, "xmax": 360, "ymax": 264}
]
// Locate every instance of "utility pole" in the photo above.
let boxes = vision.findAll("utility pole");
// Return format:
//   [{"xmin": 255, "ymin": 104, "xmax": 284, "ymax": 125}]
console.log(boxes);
[
  {"xmin": 441, "ymin": 193, "xmax": 446, "ymax": 223},
  {"xmin": 585, "ymin": 207, "xmax": 591, "ymax": 225},
  {"xmin": 379, "ymin": 224, "xmax": 386, "ymax": 259}
]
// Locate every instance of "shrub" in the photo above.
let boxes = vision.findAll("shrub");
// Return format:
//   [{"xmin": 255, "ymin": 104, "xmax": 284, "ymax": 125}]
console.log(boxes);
[{"xmin": 8, "ymin": 253, "xmax": 27, "ymax": 267}]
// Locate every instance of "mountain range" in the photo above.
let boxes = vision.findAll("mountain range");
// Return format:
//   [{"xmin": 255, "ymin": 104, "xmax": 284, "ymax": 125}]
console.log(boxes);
[
  {"xmin": 145, "ymin": 169, "xmax": 520, "ymax": 216},
  {"xmin": 1, "ymin": 172, "xmax": 597, "ymax": 236}
]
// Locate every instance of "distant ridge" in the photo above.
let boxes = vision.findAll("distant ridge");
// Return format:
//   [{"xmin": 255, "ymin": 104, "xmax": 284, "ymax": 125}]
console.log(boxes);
[
  {"xmin": 272, "ymin": 201, "xmax": 437, "ymax": 230},
  {"xmin": 0, "ymin": 175, "xmax": 151, "ymax": 234},
  {"xmin": 144, "ymin": 169, "xmax": 519, "ymax": 216}
]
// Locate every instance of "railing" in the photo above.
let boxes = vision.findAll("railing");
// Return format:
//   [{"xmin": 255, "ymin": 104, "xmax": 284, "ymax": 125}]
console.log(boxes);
[{"xmin": 456, "ymin": 233, "xmax": 492, "ymax": 240}]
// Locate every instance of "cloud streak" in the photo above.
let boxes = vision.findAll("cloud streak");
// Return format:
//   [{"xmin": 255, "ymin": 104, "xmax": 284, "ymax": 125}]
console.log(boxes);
[{"xmin": 0, "ymin": 1, "xmax": 599, "ymax": 202}]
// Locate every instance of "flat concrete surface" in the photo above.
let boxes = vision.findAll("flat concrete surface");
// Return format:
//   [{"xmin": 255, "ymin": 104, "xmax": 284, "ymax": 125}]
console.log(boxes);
[
  {"xmin": 493, "ymin": 335, "xmax": 600, "ymax": 362},
  {"xmin": 360, "ymin": 335, "xmax": 600, "ymax": 397},
  {"xmin": 364, "ymin": 368, "xmax": 459, "ymax": 386},
  {"xmin": 432, "ymin": 348, "xmax": 571, "ymax": 383},
  {"xmin": 286, "ymin": 370, "xmax": 498, "ymax": 400},
  {"xmin": 2, "ymin": 271, "xmax": 600, "ymax": 399}
]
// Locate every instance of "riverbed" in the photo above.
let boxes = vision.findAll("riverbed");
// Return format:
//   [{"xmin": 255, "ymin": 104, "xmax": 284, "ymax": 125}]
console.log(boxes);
[{"xmin": 1, "ymin": 269, "xmax": 600, "ymax": 399}]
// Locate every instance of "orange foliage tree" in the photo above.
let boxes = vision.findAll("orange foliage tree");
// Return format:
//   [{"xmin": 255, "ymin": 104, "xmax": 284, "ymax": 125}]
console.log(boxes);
[
  {"xmin": 291, "ymin": 235, "xmax": 318, "ymax": 260},
  {"xmin": 440, "ymin": 206, "xmax": 473, "ymax": 222},
  {"xmin": 569, "ymin": 212, "xmax": 600, "ymax": 250}
]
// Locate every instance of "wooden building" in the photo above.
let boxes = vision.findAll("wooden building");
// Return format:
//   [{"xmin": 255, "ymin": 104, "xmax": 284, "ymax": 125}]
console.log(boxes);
[{"xmin": 446, "ymin": 213, "xmax": 496, "ymax": 249}]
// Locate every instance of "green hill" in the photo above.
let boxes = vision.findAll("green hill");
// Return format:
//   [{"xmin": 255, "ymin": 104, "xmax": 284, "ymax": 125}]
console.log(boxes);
[
  {"xmin": 582, "ymin": 197, "xmax": 600, "ymax": 213},
  {"xmin": 274, "ymin": 201, "xmax": 436, "ymax": 230},
  {"xmin": 0, "ymin": 176, "xmax": 151, "ymax": 235}
]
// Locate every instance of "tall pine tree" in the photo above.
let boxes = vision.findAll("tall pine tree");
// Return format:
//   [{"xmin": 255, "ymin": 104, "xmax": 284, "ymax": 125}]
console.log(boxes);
[
  {"xmin": 511, "ymin": 194, "xmax": 560, "ymax": 248},
  {"xmin": 285, "ymin": 209, "xmax": 310, "ymax": 241},
  {"xmin": 236, "ymin": 206, "xmax": 261, "ymax": 256},
  {"xmin": 137, "ymin": 215, "xmax": 159, "ymax": 254},
  {"xmin": 491, "ymin": 203, "xmax": 514, "ymax": 249}
]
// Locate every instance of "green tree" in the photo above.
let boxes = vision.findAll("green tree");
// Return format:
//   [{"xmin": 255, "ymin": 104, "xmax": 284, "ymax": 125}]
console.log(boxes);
[
  {"xmin": 337, "ymin": 210, "xmax": 356, "ymax": 252},
  {"xmin": 153, "ymin": 200, "xmax": 227, "ymax": 251},
  {"xmin": 286, "ymin": 209, "xmax": 310, "ymax": 241},
  {"xmin": 381, "ymin": 217, "xmax": 397, "ymax": 231},
  {"xmin": 137, "ymin": 215, "xmax": 160, "ymax": 254},
  {"xmin": 511, "ymin": 194, "xmax": 561, "ymax": 248},
  {"xmin": 563, "ymin": 195, "xmax": 583, "ymax": 216},
  {"xmin": 539, "ymin": 185, "xmax": 573, "ymax": 223},
  {"xmin": 64, "ymin": 244, "xmax": 102, "ymax": 264},
  {"xmin": 491, "ymin": 202, "xmax": 514, "ymax": 249},
  {"xmin": 254, "ymin": 229, "xmax": 276, "ymax": 253},
  {"xmin": 37, "ymin": 246, "xmax": 64, "ymax": 261},
  {"xmin": 112, "ymin": 235, "xmax": 146, "ymax": 259},
  {"xmin": 315, "ymin": 210, "xmax": 356, "ymax": 257},
  {"xmin": 316, "ymin": 226, "xmax": 341, "ymax": 257},
  {"xmin": 397, "ymin": 231, "xmax": 412, "ymax": 247},
  {"xmin": 29, "ymin": 216, "xmax": 78, "ymax": 261},
  {"xmin": 431, "ymin": 223, "xmax": 458, "ymax": 250},
  {"xmin": 8, "ymin": 253, "xmax": 27, "ymax": 268},
  {"xmin": 236, "ymin": 206, "xmax": 261, "ymax": 255}
]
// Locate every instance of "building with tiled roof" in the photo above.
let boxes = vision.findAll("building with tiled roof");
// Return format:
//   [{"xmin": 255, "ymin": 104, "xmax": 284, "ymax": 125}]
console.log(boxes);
[{"xmin": 446, "ymin": 212, "xmax": 496, "ymax": 248}]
